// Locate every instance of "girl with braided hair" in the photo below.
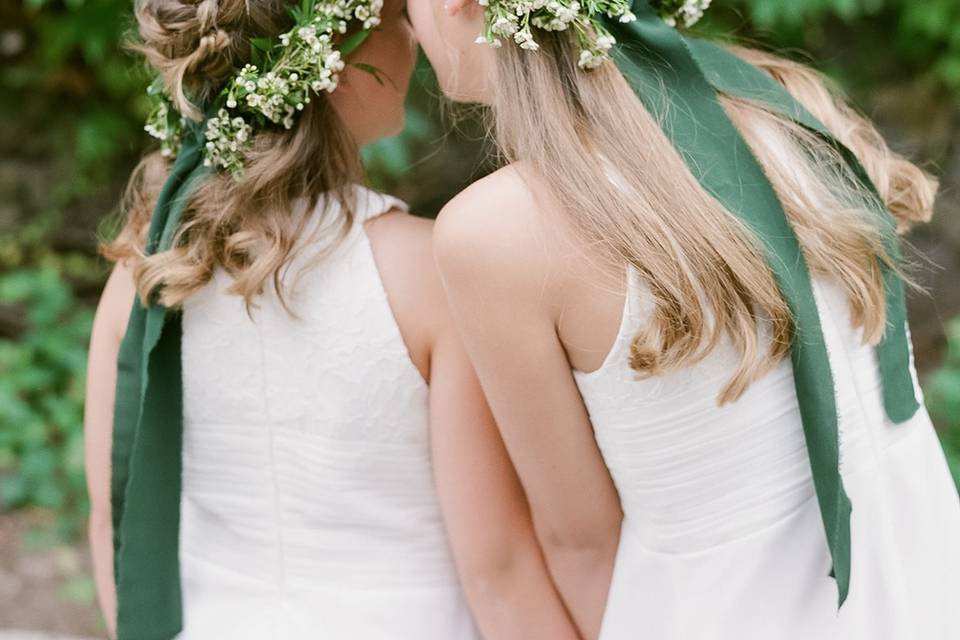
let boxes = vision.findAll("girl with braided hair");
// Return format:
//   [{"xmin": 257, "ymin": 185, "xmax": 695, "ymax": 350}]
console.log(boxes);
[{"xmin": 83, "ymin": 0, "xmax": 578, "ymax": 638}]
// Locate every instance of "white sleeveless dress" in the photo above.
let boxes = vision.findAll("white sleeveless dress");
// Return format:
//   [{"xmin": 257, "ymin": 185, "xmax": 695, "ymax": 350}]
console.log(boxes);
[
  {"xmin": 574, "ymin": 269, "xmax": 960, "ymax": 640},
  {"xmin": 176, "ymin": 187, "xmax": 480, "ymax": 639}
]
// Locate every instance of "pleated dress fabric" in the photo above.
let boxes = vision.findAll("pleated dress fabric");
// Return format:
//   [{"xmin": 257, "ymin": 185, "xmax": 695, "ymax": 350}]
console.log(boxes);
[
  {"xmin": 575, "ymin": 269, "xmax": 960, "ymax": 640},
  {"xmin": 175, "ymin": 187, "xmax": 480, "ymax": 639}
]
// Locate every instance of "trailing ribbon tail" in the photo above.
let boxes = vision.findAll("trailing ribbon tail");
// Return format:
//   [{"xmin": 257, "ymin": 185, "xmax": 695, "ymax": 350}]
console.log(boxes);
[
  {"xmin": 111, "ymin": 123, "xmax": 209, "ymax": 640},
  {"xmin": 683, "ymin": 38, "xmax": 921, "ymax": 425},
  {"xmin": 603, "ymin": 1, "xmax": 858, "ymax": 605}
]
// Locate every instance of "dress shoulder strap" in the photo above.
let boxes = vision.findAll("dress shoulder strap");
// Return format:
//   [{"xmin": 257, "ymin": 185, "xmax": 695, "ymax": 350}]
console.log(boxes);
[{"xmin": 351, "ymin": 184, "xmax": 408, "ymax": 224}]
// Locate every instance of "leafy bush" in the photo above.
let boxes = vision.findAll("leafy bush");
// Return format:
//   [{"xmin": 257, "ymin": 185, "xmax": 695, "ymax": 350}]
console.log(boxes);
[
  {"xmin": 0, "ymin": 266, "xmax": 95, "ymax": 539},
  {"xmin": 716, "ymin": 0, "xmax": 960, "ymax": 91}
]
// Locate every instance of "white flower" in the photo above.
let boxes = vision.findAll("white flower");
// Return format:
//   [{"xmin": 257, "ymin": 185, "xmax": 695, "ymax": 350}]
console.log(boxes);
[
  {"xmin": 514, "ymin": 29, "xmax": 539, "ymax": 50},
  {"xmin": 578, "ymin": 48, "xmax": 608, "ymax": 69},
  {"xmin": 492, "ymin": 15, "xmax": 519, "ymax": 36},
  {"xmin": 326, "ymin": 51, "xmax": 344, "ymax": 69}
]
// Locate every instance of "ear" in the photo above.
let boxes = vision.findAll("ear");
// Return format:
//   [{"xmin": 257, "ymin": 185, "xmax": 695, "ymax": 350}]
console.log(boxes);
[{"xmin": 444, "ymin": 0, "xmax": 475, "ymax": 16}]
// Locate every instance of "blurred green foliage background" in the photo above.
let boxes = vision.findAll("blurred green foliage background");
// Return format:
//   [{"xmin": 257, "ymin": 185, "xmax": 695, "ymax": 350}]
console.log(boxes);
[{"xmin": 0, "ymin": 0, "xmax": 958, "ymax": 609}]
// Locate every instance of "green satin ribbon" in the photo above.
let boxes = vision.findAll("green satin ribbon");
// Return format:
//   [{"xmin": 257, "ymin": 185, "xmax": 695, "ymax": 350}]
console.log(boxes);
[
  {"xmin": 603, "ymin": 0, "xmax": 920, "ymax": 606},
  {"xmin": 111, "ymin": 120, "xmax": 209, "ymax": 639},
  {"xmin": 109, "ymin": 4, "xmax": 921, "ymax": 636}
]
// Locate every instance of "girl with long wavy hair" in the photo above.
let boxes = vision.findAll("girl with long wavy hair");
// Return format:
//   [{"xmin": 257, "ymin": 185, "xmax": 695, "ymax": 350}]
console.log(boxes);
[{"xmin": 406, "ymin": 0, "xmax": 960, "ymax": 637}]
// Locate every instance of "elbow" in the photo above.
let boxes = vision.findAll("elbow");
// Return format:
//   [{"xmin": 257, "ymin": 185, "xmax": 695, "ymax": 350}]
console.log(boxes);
[
  {"xmin": 537, "ymin": 519, "xmax": 621, "ymax": 572},
  {"xmin": 455, "ymin": 536, "xmax": 542, "ymax": 602}
]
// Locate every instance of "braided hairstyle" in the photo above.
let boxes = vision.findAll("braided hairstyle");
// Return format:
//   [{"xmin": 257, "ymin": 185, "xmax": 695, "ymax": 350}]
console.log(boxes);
[
  {"xmin": 105, "ymin": 0, "xmax": 362, "ymax": 310},
  {"xmin": 135, "ymin": 0, "xmax": 290, "ymax": 117}
]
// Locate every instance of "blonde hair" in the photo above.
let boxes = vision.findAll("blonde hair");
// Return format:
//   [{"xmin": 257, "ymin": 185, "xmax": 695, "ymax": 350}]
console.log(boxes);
[
  {"xmin": 492, "ymin": 38, "xmax": 938, "ymax": 402},
  {"xmin": 104, "ymin": 0, "xmax": 362, "ymax": 309}
]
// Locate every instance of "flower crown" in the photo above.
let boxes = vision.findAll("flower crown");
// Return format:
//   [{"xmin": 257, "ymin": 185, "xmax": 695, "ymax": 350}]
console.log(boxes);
[
  {"xmin": 476, "ymin": 0, "xmax": 711, "ymax": 69},
  {"xmin": 144, "ymin": 0, "xmax": 383, "ymax": 177}
]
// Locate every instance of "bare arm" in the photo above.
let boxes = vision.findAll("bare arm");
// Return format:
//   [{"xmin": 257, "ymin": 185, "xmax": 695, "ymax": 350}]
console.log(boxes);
[
  {"xmin": 433, "ymin": 169, "xmax": 623, "ymax": 639},
  {"xmin": 366, "ymin": 210, "xmax": 579, "ymax": 640},
  {"xmin": 83, "ymin": 264, "xmax": 135, "ymax": 638},
  {"xmin": 430, "ymin": 325, "xmax": 580, "ymax": 640}
]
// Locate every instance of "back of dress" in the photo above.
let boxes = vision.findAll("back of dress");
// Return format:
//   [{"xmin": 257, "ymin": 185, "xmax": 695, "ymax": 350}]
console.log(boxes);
[
  {"xmin": 575, "ymin": 269, "xmax": 960, "ymax": 640},
  {"xmin": 177, "ymin": 186, "xmax": 479, "ymax": 639}
]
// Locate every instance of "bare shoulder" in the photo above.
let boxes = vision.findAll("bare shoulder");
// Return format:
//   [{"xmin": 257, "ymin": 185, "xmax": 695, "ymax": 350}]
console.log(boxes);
[
  {"xmin": 364, "ymin": 208, "xmax": 438, "ymax": 302},
  {"xmin": 364, "ymin": 209, "xmax": 447, "ymax": 378},
  {"xmin": 433, "ymin": 164, "xmax": 565, "ymax": 309},
  {"xmin": 434, "ymin": 164, "xmax": 545, "ymax": 263}
]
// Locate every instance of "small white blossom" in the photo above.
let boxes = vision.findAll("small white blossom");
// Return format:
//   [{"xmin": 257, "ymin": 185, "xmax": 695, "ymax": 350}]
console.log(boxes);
[
  {"xmin": 144, "ymin": 96, "xmax": 185, "ymax": 158},
  {"xmin": 514, "ymin": 29, "xmax": 539, "ymax": 50},
  {"xmin": 492, "ymin": 15, "xmax": 519, "ymax": 36}
]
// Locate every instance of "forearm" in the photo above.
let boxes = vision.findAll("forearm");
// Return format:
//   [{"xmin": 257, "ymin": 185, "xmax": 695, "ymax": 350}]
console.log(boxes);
[
  {"xmin": 539, "ymin": 530, "xmax": 620, "ymax": 640},
  {"xmin": 88, "ymin": 508, "xmax": 117, "ymax": 638},
  {"xmin": 428, "ymin": 327, "xmax": 581, "ymax": 639}
]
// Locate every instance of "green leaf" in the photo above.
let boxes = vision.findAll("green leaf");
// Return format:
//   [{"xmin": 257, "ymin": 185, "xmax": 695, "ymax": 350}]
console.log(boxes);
[
  {"xmin": 250, "ymin": 37, "xmax": 273, "ymax": 53},
  {"xmin": 352, "ymin": 62, "xmax": 384, "ymax": 86},
  {"xmin": 340, "ymin": 31, "xmax": 371, "ymax": 57},
  {"xmin": 250, "ymin": 37, "xmax": 274, "ymax": 68}
]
